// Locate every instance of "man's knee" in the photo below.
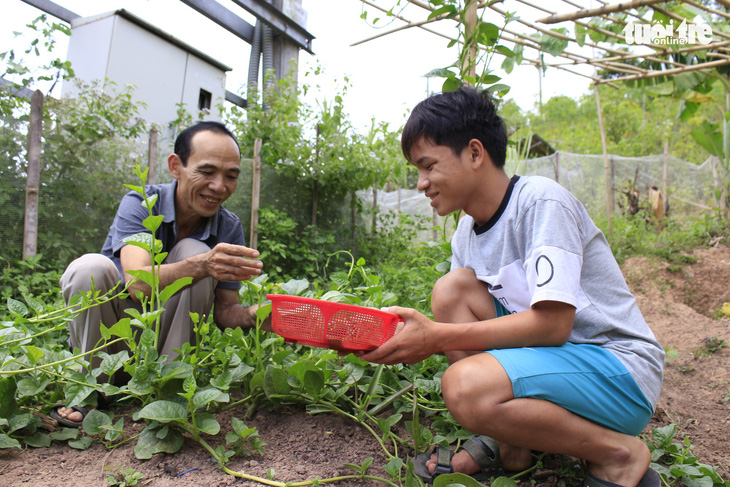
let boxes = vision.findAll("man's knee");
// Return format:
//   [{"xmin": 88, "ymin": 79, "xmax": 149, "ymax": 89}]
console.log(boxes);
[
  {"xmin": 432, "ymin": 268, "xmax": 487, "ymax": 313},
  {"xmin": 61, "ymin": 254, "xmax": 120, "ymax": 297},
  {"xmin": 167, "ymin": 238, "xmax": 211, "ymax": 262}
]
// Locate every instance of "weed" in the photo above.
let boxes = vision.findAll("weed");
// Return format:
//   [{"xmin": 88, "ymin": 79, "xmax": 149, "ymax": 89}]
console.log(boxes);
[
  {"xmin": 105, "ymin": 466, "xmax": 144, "ymax": 487},
  {"xmin": 692, "ymin": 336, "xmax": 726, "ymax": 358}
]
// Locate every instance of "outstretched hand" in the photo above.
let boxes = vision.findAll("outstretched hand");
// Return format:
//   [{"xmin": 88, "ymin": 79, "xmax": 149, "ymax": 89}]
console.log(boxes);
[
  {"xmin": 201, "ymin": 243, "xmax": 263, "ymax": 282},
  {"xmin": 360, "ymin": 306, "xmax": 440, "ymax": 365}
]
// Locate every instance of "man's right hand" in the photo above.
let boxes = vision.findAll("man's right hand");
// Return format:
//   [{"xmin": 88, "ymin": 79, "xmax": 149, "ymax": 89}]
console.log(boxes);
[{"xmin": 198, "ymin": 243, "xmax": 263, "ymax": 283}]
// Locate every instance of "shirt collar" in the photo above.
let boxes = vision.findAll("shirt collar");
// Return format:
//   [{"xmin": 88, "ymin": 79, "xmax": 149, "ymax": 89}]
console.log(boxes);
[{"xmin": 157, "ymin": 180, "xmax": 220, "ymax": 239}]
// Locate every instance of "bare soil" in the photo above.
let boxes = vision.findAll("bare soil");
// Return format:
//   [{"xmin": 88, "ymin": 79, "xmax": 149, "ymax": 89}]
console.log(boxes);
[{"xmin": 1, "ymin": 245, "xmax": 729, "ymax": 487}]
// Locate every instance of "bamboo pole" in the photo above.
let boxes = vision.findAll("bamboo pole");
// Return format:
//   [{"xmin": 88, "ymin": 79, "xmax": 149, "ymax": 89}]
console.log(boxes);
[
  {"xmin": 250, "ymin": 138, "xmax": 262, "ymax": 249},
  {"xmin": 462, "ymin": 0, "xmax": 478, "ymax": 84},
  {"xmin": 663, "ymin": 141, "xmax": 669, "ymax": 211},
  {"xmin": 23, "ymin": 90, "xmax": 43, "ymax": 260},
  {"xmin": 594, "ymin": 84, "xmax": 613, "ymax": 238},
  {"xmin": 148, "ymin": 128, "xmax": 159, "ymax": 185},
  {"xmin": 536, "ymin": 0, "xmax": 671, "ymax": 24}
]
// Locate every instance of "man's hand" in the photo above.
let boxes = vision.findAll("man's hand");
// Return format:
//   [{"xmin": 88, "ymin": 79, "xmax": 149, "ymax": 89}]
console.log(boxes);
[
  {"xmin": 360, "ymin": 307, "xmax": 440, "ymax": 365},
  {"xmin": 198, "ymin": 243, "xmax": 262, "ymax": 282}
]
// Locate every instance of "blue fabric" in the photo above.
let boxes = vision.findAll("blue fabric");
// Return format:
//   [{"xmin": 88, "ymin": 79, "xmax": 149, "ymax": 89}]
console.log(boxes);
[
  {"xmin": 489, "ymin": 298, "xmax": 652, "ymax": 436},
  {"xmin": 101, "ymin": 181, "xmax": 245, "ymax": 290}
]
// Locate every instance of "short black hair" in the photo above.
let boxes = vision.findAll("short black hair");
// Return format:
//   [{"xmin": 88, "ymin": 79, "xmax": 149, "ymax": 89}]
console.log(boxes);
[
  {"xmin": 174, "ymin": 121, "xmax": 239, "ymax": 166},
  {"xmin": 401, "ymin": 87, "xmax": 507, "ymax": 168}
]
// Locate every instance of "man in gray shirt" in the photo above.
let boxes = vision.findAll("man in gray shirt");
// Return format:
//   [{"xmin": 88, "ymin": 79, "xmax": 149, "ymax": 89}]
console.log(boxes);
[
  {"xmin": 54, "ymin": 122, "xmax": 265, "ymax": 426},
  {"xmin": 363, "ymin": 88, "xmax": 663, "ymax": 487}
]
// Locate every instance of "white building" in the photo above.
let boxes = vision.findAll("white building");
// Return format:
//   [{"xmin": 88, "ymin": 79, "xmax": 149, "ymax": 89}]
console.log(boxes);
[{"xmin": 63, "ymin": 9, "xmax": 231, "ymax": 134}]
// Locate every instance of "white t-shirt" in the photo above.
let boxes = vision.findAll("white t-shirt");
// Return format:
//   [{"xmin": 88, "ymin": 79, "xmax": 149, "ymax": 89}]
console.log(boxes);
[{"xmin": 450, "ymin": 175, "xmax": 664, "ymax": 408}]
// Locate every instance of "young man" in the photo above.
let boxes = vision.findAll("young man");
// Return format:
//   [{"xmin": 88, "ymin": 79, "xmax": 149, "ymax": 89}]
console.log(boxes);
[
  {"xmin": 55, "ymin": 121, "xmax": 266, "ymax": 426},
  {"xmin": 362, "ymin": 87, "xmax": 664, "ymax": 487}
]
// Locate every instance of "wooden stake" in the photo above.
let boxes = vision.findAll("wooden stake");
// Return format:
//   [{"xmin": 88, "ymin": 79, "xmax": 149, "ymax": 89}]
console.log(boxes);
[
  {"xmin": 148, "ymin": 128, "xmax": 159, "ymax": 185},
  {"xmin": 250, "ymin": 138, "xmax": 262, "ymax": 249},
  {"xmin": 594, "ymin": 83, "xmax": 613, "ymax": 238},
  {"xmin": 23, "ymin": 90, "xmax": 43, "ymax": 260}
]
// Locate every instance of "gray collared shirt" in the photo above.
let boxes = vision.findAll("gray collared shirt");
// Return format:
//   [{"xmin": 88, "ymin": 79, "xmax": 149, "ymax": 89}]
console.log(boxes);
[{"xmin": 101, "ymin": 181, "xmax": 245, "ymax": 290}]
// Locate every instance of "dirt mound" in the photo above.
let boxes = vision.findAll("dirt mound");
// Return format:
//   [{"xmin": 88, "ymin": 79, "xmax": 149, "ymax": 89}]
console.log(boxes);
[
  {"xmin": 1, "ymin": 246, "xmax": 729, "ymax": 486},
  {"xmin": 624, "ymin": 245, "xmax": 730, "ymax": 479}
]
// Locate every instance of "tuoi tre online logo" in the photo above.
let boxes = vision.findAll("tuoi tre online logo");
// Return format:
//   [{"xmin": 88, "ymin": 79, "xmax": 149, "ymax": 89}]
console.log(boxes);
[{"xmin": 622, "ymin": 19, "xmax": 712, "ymax": 45}]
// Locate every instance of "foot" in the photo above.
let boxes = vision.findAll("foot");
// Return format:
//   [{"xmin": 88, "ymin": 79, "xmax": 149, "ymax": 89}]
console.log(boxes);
[
  {"xmin": 425, "ymin": 441, "xmax": 532, "ymax": 476},
  {"xmin": 586, "ymin": 436, "xmax": 652, "ymax": 487},
  {"xmin": 55, "ymin": 406, "xmax": 84, "ymax": 423}
]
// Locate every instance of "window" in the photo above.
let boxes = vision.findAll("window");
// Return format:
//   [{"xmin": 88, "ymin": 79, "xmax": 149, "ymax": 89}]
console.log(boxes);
[{"xmin": 198, "ymin": 89, "xmax": 212, "ymax": 111}]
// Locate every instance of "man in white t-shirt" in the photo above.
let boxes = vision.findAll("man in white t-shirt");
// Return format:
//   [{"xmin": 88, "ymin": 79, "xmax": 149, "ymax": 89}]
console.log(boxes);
[{"xmin": 362, "ymin": 87, "xmax": 664, "ymax": 487}]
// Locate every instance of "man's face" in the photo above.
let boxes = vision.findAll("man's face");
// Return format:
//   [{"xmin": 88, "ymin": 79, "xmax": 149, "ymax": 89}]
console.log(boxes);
[
  {"xmin": 170, "ymin": 130, "xmax": 241, "ymax": 220},
  {"xmin": 410, "ymin": 137, "xmax": 474, "ymax": 217}
]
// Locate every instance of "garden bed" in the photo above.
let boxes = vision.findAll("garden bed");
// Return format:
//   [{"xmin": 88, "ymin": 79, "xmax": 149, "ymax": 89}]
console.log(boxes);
[{"xmin": 1, "ymin": 246, "xmax": 729, "ymax": 487}]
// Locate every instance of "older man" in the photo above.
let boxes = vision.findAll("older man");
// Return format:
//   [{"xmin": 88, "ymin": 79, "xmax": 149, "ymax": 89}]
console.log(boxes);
[{"xmin": 55, "ymin": 121, "xmax": 264, "ymax": 426}]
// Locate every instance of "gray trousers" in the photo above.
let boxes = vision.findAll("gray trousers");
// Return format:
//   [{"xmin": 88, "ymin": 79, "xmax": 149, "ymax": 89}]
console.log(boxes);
[{"xmin": 61, "ymin": 239, "xmax": 216, "ymax": 382}]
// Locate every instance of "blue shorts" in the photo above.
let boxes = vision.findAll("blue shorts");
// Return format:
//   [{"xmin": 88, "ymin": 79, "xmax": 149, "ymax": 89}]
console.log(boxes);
[{"xmin": 487, "ymin": 299, "xmax": 653, "ymax": 436}]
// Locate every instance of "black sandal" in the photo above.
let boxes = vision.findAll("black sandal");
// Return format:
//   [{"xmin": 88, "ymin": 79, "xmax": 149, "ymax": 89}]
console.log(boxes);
[{"xmin": 412, "ymin": 435, "xmax": 502, "ymax": 483}]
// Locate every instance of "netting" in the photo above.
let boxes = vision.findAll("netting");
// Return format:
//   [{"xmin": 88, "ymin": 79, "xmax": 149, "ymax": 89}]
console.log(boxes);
[{"xmin": 364, "ymin": 151, "xmax": 721, "ymax": 243}]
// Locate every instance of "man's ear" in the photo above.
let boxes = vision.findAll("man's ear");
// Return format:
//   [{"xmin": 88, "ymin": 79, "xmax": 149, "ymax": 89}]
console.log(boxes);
[
  {"xmin": 468, "ymin": 139, "xmax": 487, "ymax": 167},
  {"xmin": 168, "ymin": 153, "xmax": 182, "ymax": 179}
]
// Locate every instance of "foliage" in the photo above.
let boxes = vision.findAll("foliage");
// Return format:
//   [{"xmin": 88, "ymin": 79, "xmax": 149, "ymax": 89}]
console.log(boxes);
[
  {"xmin": 255, "ymin": 206, "xmax": 335, "ymax": 282},
  {"xmin": 0, "ymin": 17, "xmax": 148, "ymax": 265},
  {"xmin": 596, "ymin": 209, "xmax": 730, "ymax": 265}
]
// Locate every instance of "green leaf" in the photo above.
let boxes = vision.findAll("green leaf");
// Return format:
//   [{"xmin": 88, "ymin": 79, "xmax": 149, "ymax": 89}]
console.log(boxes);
[
  {"xmin": 191, "ymin": 388, "xmax": 225, "ymax": 410},
  {"xmin": 193, "ymin": 412, "xmax": 220, "ymax": 435},
  {"xmin": 7, "ymin": 298, "xmax": 28, "ymax": 317},
  {"xmin": 50, "ymin": 428, "xmax": 79, "ymax": 441},
  {"xmin": 540, "ymin": 29, "xmax": 569, "ymax": 57},
  {"xmin": 442, "ymin": 77, "xmax": 461, "ymax": 93},
  {"xmin": 494, "ymin": 45, "xmax": 514, "ymax": 57},
  {"xmin": 68, "ymin": 436, "xmax": 93, "ymax": 450},
  {"xmin": 143, "ymin": 214, "xmax": 164, "ymax": 233},
  {"xmin": 134, "ymin": 425, "xmax": 184, "ymax": 459},
  {"xmin": 428, "ymin": 5, "xmax": 456, "ymax": 20},
  {"xmin": 302, "ymin": 369, "xmax": 325, "ymax": 396},
  {"xmin": 23, "ymin": 344, "xmax": 44, "ymax": 363},
  {"xmin": 691, "ymin": 121, "xmax": 724, "ymax": 158},
  {"xmin": 16, "ymin": 377, "xmax": 49, "ymax": 397},
  {"xmin": 263, "ymin": 366, "xmax": 291, "ymax": 398},
  {"xmin": 210, "ymin": 370, "xmax": 233, "ymax": 390},
  {"xmin": 23, "ymin": 432, "xmax": 51, "ymax": 448},
  {"xmin": 159, "ymin": 277, "xmax": 193, "ymax": 304},
  {"xmin": 99, "ymin": 350, "xmax": 130, "ymax": 377},
  {"xmin": 125, "ymin": 269, "xmax": 155, "ymax": 288},
  {"xmin": 108, "ymin": 318, "xmax": 134, "ymax": 340},
  {"xmin": 644, "ymin": 81, "xmax": 674, "ymax": 97},
  {"xmin": 0, "ymin": 434, "xmax": 21, "ymax": 449},
  {"xmin": 82, "ymin": 409, "xmax": 113, "ymax": 435},
  {"xmin": 123, "ymin": 232, "xmax": 153, "ymax": 252},
  {"xmin": 160, "ymin": 362, "xmax": 193, "ymax": 381},
  {"xmin": 575, "ymin": 23, "xmax": 587, "ymax": 46},
  {"xmin": 281, "ymin": 278, "xmax": 309, "ymax": 296},
  {"xmin": 64, "ymin": 379, "xmax": 95, "ymax": 409},
  {"xmin": 137, "ymin": 400, "xmax": 187, "ymax": 423}
]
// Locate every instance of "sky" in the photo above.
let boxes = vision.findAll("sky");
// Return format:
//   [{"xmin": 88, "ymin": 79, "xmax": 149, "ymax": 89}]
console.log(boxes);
[{"xmin": 2, "ymin": 0, "xmax": 596, "ymax": 133}]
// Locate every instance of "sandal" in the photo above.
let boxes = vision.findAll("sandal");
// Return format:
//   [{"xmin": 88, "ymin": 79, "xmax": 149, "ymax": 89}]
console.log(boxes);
[
  {"xmin": 50, "ymin": 405, "xmax": 89, "ymax": 428},
  {"xmin": 412, "ymin": 435, "xmax": 502, "ymax": 483},
  {"xmin": 582, "ymin": 468, "xmax": 661, "ymax": 487}
]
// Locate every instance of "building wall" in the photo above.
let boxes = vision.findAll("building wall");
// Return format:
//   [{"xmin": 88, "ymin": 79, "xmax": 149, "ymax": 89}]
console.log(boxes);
[{"xmin": 64, "ymin": 11, "xmax": 228, "ymax": 140}]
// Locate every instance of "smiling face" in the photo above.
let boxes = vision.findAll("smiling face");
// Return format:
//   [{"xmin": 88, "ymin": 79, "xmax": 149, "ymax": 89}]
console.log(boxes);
[
  {"xmin": 168, "ymin": 130, "xmax": 241, "ymax": 226},
  {"xmin": 410, "ymin": 137, "xmax": 477, "ymax": 217}
]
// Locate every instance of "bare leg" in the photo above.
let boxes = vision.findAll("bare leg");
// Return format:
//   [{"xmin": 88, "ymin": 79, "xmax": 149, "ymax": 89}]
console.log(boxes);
[
  {"xmin": 436, "ymin": 353, "xmax": 650, "ymax": 486},
  {"xmin": 426, "ymin": 269, "xmax": 650, "ymax": 485}
]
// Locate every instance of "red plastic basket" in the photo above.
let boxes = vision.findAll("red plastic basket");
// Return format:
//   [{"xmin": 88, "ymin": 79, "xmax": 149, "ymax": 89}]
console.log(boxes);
[{"xmin": 267, "ymin": 294, "xmax": 400, "ymax": 352}]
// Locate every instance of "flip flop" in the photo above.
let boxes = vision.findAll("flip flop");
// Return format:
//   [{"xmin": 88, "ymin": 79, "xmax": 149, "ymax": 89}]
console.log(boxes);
[
  {"xmin": 50, "ymin": 405, "xmax": 89, "ymax": 428},
  {"xmin": 412, "ymin": 435, "xmax": 502, "ymax": 484},
  {"xmin": 582, "ymin": 467, "xmax": 661, "ymax": 487}
]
